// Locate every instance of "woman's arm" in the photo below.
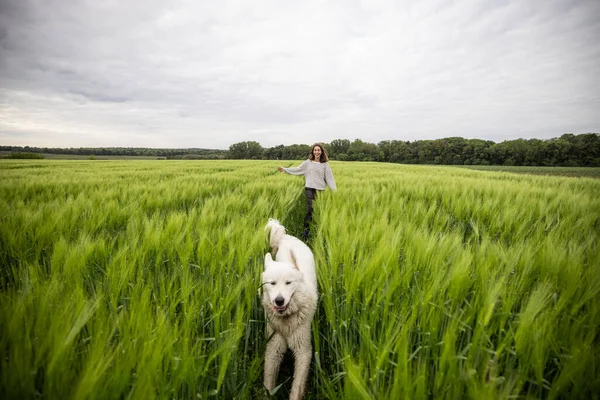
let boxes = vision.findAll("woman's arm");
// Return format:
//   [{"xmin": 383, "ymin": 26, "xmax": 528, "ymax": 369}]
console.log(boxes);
[
  {"xmin": 282, "ymin": 160, "xmax": 309, "ymax": 175},
  {"xmin": 324, "ymin": 163, "xmax": 336, "ymax": 190}
]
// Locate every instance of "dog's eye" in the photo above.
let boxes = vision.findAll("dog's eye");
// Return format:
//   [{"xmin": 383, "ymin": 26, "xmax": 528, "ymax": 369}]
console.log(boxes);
[
  {"xmin": 285, "ymin": 281, "xmax": 292, "ymax": 285},
  {"xmin": 270, "ymin": 282, "xmax": 276, "ymax": 286}
]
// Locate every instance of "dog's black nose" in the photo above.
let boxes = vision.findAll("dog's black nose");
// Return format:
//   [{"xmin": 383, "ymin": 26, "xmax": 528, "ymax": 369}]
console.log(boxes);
[{"xmin": 275, "ymin": 296, "xmax": 284, "ymax": 306}]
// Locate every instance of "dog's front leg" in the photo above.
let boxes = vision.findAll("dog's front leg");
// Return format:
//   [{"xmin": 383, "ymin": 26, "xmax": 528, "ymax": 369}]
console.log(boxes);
[
  {"xmin": 289, "ymin": 347, "xmax": 312, "ymax": 400},
  {"xmin": 288, "ymin": 328, "xmax": 312, "ymax": 400},
  {"xmin": 264, "ymin": 329, "xmax": 287, "ymax": 393}
]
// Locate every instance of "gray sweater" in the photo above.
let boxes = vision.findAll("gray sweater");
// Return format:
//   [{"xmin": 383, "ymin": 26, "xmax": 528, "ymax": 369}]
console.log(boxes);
[{"xmin": 284, "ymin": 160, "xmax": 337, "ymax": 190}]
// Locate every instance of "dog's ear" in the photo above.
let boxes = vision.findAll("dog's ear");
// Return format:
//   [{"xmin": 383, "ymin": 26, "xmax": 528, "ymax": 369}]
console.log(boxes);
[
  {"xmin": 264, "ymin": 253, "xmax": 273, "ymax": 266},
  {"xmin": 290, "ymin": 250, "xmax": 299, "ymax": 270}
]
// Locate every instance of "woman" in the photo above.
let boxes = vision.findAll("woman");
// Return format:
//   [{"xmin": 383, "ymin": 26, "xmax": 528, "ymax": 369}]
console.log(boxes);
[{"xmin": 278, "ymin": 143, "xmax": 336, "ymax": 239}]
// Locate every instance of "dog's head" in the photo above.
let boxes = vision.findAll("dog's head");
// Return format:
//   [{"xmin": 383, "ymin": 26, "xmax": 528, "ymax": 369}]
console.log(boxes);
[{"xmin": 262, "ymin": 252, "xmax": 304, "ymax": 316}]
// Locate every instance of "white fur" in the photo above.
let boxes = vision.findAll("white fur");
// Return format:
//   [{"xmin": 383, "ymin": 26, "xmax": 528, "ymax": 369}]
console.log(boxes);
[{"xmin": 262, "ymin": 219, "xmax": 318, "ymax": 400}]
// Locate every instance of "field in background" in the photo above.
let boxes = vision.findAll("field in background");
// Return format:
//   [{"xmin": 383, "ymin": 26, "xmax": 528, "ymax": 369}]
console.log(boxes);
[
  {"xmin": 0, "ymin": 151, "xmax": 163, "ymax": 160},
  {"xmin": 459, "ymin": 165, "xmax": 600, "ymax": 178},
  {"xmin": 2, "ymin": 152, "xmax": 600, "ymax": 177},
  {"xmin": 1, "ymin": 160, "xmax": 599, "ymax": 399}
]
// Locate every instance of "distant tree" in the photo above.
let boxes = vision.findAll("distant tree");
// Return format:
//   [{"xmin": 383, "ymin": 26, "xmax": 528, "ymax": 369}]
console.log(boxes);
[
  {"xmin": 228, "ymin": 142, "xmax": 246, "ymax": 159},
  {"xmin": 385, "ymin": 140, "xmax": 411, "ymax": 163},
  {"xmin": 415, "ymin": 140, "xmax": 435, "ymax": 164},
  {"xmin": 470, "ymin": 139, "xmax": 494, "ymax": 165},
  {"xmin": 263, "ymin": 144, "xmax": 284, "ymax": 160},
  {"xmin": 246, "ymin": 141, "xmax": 263, "ymax": 159},
  {"xmin": 228, "ymin": 141, "xmax": 263, "ymax": 159},
  {"xmin": 377, "ymin": 140, "xmax": 392, "ymax": 161},
  {"xmin": 348, "ymin": 139, "xmax": 380, "ymax": 161},
  {"xmin": 329, "ymin": 139, "xmax": 351, "ymax": 159},
  {"xmin": 282, "ymin": 144, "xmax": 311, "ymax": 160}
]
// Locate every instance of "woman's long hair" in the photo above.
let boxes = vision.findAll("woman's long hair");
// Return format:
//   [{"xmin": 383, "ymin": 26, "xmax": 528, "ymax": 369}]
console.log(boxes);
[{"xmin": 309, "ymin": 143, "xmax": 329, "ymax": 163}]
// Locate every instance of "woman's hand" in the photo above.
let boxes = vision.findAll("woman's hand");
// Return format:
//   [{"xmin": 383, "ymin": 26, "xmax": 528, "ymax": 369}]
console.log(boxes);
[{"xmin": 277, "ymin": 167, "xmax": 284, "ymax": 172}]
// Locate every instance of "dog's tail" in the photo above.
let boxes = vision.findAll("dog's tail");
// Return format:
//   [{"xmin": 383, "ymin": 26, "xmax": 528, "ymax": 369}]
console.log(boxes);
[{"xmin": 265, "ymin": 218, "xmax": 286, "ymax": 250}]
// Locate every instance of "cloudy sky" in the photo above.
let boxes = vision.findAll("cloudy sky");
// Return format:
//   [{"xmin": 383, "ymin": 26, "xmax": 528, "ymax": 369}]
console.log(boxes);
[{"xmin": 0, "ymin": 0, "xmax": 599, "ymax": 149}]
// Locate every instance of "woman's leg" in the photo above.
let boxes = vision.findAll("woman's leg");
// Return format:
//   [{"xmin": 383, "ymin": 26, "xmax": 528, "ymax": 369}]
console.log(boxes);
[{"xmin": 303, "ymin": 188, "xmax": 317, "ymax": 239}]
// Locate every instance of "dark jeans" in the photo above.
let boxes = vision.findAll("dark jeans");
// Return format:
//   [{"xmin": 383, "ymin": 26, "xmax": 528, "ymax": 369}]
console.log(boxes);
[{"xmin": 303, "ymin": 188, "xmax": 318, "ymax": 239}]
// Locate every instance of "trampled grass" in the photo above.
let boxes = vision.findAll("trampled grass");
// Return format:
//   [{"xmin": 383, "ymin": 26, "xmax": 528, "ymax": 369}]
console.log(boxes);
[{"xmin": 1, "ymin": 160, "xmax": 599, "ymax": 399}]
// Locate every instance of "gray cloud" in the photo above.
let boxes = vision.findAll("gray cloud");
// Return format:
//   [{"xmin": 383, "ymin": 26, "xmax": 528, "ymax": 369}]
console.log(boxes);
[{"xmin": 0, "ymin": 0, "xmax": 599, "ymax": 149}]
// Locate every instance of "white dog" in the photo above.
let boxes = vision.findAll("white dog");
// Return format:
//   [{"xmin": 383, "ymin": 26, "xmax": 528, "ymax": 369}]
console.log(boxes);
[{"xmin": 262, "ymin": 219, "xmax": 318, "ymax": 400}]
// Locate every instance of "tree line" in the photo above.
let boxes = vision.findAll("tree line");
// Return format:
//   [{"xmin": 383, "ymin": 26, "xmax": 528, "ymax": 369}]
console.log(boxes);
[
  {"xmin": 229, "ymin": 133, "xmax": 600, "ymax": 167},
  {"xmin": 2, "ymin": 133, "xmax": 599, "ymax": 166},
  {"xmin": 0, "ymin": 146, "xmax": 228, "ymax": 160}
]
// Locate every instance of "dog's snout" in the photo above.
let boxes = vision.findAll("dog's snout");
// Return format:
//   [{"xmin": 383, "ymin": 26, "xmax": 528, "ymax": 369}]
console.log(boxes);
[{"xmin": 275, "ymin": 296, "xmax": 285, "ymax": 306}]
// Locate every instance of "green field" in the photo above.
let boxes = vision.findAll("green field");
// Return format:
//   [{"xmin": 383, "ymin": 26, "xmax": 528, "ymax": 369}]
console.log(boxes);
[
  {"xmin": 0, "ymin": 151, "xmax": 164, "ymax": 160},
  {"xmin": 1, "ymin": 160, "xmax": 599, "ymax": 399},
  {"xmin": 459, "ymin": 165, "xmax": 600, "ymax": 179}
]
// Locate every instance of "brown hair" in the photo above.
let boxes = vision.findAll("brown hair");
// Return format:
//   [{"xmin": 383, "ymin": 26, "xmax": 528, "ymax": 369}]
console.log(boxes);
[{"xmin": 309, "ymin": 143, "xmax": 329, "ymax": 163}]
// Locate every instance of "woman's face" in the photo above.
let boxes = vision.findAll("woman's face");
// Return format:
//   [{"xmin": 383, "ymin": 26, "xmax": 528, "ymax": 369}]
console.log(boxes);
[{"xmin": 313, "ymin": 146, "xmax": 322, "ymax": 160}]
